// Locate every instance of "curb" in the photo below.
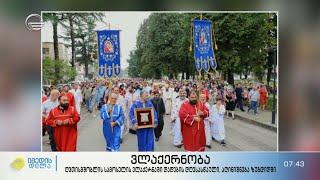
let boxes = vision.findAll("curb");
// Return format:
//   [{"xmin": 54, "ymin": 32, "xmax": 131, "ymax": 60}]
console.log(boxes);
[{"xmin": 234, "ymin": 114, "xmax": 277, "ymax": 132}]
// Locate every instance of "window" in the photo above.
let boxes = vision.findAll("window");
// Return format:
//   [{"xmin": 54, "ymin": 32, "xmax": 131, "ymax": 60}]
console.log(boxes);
[{"xmin": 43, "ymin": 48, "xmax": 49, "ymax": 55}]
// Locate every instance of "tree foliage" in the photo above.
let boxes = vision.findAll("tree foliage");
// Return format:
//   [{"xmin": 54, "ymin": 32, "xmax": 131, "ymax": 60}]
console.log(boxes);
[
  {"xmin": 43, "ymin": 57, "xmax": 77, "ymax": 84},
  {"xmin": 128, "ymin": 13, "xmax": 195, "ymax": 79},
  {"xmin": 60, "ymin": 13, "xmax": 104, "ymax": 78},
  {"xmin": 128, "ymin": 13, "xmax": 277, "ymax": 84},
  {"xmin": 43, "ymin": 12, "xmax": 104, "ymax": 82}
]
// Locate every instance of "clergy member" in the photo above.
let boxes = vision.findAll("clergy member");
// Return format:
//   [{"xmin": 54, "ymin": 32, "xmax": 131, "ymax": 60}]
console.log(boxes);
[
  {"xmin": 70, "ymin": 83, "xmax": 82, "ymax": 114},
  {"xmin": 130, "ymin": 90, "xmax": 158, "ymax": 151},
  {"xmin": 46, "ymin": 95, "xmax": 80, "ymax": 151},
  {"xmin": 210, "ymin": 98, "xmax": 226, "ymax": 145},
  {"xmin": 100, "ymin": 93, "xmax": 124, "ymax": 152},
  {"xmin": 112, "ymin": 86, "xmax": 126, "ymax": 143},
  {"xmin": 179, "ymin": 90, "xmax": 209, "ymax": 151},
  {"xmin": 170, "ymin": 88, "xmax": 188, "ymax": 148},
  {"xmin": 42, "ymin": 89, "xmax": 60, "ymax": 151},
  {"xmin": 162, "ymin": 86, "xmax": 172, "ymax": 115},
  {"xmin": 125, "ymin": 86, "xmax": 137, "ymax": 134},
  {"xmin": 151, "ymin": 90, "xmax": 166, "ymax": 142},
  {"xmin": 61, "ymin": 85, "xmax": 76, "ymax": 108}
]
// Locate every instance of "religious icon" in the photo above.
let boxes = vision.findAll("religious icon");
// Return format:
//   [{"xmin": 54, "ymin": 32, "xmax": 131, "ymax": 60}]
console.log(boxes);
[
  {"xmin": 200, "ymin": 31, "xmax": 207, "ymax": 45},
  {"xmin": 134, "ymin": 108, "xmax": 155, "ymax": 129},
  {"xmin": 104, "ymin": 40, "xmax": 114, "ymax": 53},
  {"xmin": 140, "ymin": 113, "xmax": 149, "ymax": 123}
]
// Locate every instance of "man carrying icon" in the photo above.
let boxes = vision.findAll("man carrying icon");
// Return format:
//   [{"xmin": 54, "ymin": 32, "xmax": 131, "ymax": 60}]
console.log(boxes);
[{"xmin": 130, "ymin": 90, "xmax": 158, "ymax": 151}]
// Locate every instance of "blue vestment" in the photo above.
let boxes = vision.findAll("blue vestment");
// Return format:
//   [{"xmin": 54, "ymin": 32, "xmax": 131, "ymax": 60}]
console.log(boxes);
[
  {"xmin": 95, "ymin": 85, "xmax": 106, "ymax": 103},
  {"xmin": 100, "ymin": 103, "xmax": 124, "ymax": 151}
]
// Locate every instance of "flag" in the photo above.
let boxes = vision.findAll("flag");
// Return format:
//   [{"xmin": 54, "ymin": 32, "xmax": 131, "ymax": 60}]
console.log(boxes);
[
  {"xmin": 97, "ymin": 30, "xmax": 121, "ymax": 77},
  {"xmin": 193, "ymin": 20, "xmax": 217, "ymax": 72}
]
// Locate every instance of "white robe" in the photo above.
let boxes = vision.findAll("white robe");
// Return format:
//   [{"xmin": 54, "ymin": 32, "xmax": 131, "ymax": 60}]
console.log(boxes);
[
  {"xmin": 163, "ymin": 90, "xmax": 172, "ymax": 114},
  {"xmin": 170, "ymin": 89, "xmax": 178, "ymax": 100},
  {"xmin": 210, "ymin": 104, "xmax": 226, "ymax": 141},
  {"xmin": 170, "ymin": 97, "xmax": 188, "ymax": 146},
  {"xmin": 70, "ymin": 88, "xmax": 82, "ymax": 114},
  {"xmin": 125, "ymin": 92, "xmax": 136, "ymax": 130},
  {"xmin": 204, "ymin": 102, "xmax": 212, "ymax": 145},
  {"xmin": 116, "ymin": 95, "xmax": 126, "ymax": 138}
]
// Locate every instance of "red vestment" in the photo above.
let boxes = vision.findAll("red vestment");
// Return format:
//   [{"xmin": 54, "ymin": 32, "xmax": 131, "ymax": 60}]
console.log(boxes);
[
  {"xmin": 61, "ymin": 92, "xmax": 76, "ymax": 107},
  {"xmin": 46, "ymin": 106, "xmax": 80, "ymax": 151},
  {"xmin": 179, "ymin": 101, "xmax": 209, "ymax": 151},
  {"xmin": 202, "ymin": 89, "xmax": 209, "ymax": 102}
]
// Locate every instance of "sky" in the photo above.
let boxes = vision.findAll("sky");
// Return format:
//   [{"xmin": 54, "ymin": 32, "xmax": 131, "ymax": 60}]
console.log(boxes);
[{"xmin": 41, "ymin": 12, "xmax": 151, "ymax": 69}]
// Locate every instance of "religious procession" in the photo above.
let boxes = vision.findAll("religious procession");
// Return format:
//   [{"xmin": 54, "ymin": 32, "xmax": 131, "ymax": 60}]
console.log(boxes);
[{"xmin": 42, "ymin": 12, "xmax": 277, "ymax": 152}]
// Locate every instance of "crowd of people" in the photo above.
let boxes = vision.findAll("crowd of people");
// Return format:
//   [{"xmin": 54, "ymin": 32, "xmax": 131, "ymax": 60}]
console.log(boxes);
[{"xmin": 42, "ymin": 78, "xmax": 271, "ymax": 152}]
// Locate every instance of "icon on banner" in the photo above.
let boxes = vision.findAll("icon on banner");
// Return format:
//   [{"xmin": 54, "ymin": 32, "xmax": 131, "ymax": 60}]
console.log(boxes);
[
  {"xmin": 104, "ymin": 40, "xmax": 114, "ymax": 54},
  {"xmin": 200, "ymin": 31, "xmax": 207, "ymax": 45}
]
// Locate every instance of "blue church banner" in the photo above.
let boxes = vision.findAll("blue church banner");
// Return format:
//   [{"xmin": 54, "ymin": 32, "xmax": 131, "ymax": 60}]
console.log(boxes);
[
  {"xmin": 193, "ymin": 19, "xmax": 217, "ymax": 72},
  {"xmin": 97, "ymin": 30, "xmax": 121, "ymax": 77}
]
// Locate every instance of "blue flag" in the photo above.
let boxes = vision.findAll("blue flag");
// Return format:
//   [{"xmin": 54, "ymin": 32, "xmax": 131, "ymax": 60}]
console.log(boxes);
[
  {"xmin": 97, "ymin": 30, "xmax": 121, "ymax": 77},
  {"xmin": 193, "ymin": 20, "xmax": 217, "ymax": 72}
]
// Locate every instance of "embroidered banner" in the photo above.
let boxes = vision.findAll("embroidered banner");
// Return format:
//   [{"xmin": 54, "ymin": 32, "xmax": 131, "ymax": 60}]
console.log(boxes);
[
  {"xmin": 97, "ymin": 30, "xmax": 121, "ymax": 77},
  {"xmin": 193, "ymin": 20, "xmax": 217, "ymax": 72}
]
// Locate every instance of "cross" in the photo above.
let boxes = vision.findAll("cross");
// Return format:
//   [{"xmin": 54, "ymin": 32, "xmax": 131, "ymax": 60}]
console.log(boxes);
[
  {"xmin": 203, "ymin": 59, "xmax": 209, "ymax": 71},
  {"xmin": 200, "ymin": 57, "xmax": 204, "ymax": 69},
  {"xmin": 113, "ymin": 64, "xmax": 120, "ymax": 75},
  {"xmin": 99, "ymin": 65, "xmax": 105, "ymax": 76},
  {"xmin": 209, "ymin": 57, "xmax": 216, "ymax": 69},
  {"xmin": 104, "ymin": 64, "xmax": 107, "ymax": 78},
  {"xmin": 106, "ymin": 65, "xmax": 113, "ymax": 77},
  {"xmin": 196, "ymin": 58, "xmax": 201, "ymax": 68}
]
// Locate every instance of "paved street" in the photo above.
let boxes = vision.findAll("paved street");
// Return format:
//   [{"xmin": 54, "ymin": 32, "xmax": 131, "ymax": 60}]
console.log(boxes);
[{"xmin": 43, "ymin": 107, "xmax": 277, "ymax": 151}]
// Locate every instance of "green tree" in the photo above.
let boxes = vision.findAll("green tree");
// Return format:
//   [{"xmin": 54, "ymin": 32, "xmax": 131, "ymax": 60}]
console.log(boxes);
[
  {"xmin": 128, "ymin": 13, "xmax": 277, "ymax": 82},
  {"xmin": 75, "ymin": 13, "xmax": 103, "ymax": 78},
  {"xmin": 208, "ymin": 13, "xmax": 276, "ymax": 84},
  {"xmin": 128, "ymin": 13, "xmax": 195, "ymax": 79},
  {"xmin": 59, "ymin": 13, "xmax": 78, "ymax": 68},
  {"xmin": 43, "ymin": 13, "xmax": 65, "ymax": 84},
  {"xmin": 266, "ymin": 13, "xmax": 277, "ymax": 86},
  {"xmin": 43, "ymin": 58, "xmax": 77, "ymax": 84},
  {"xmin": 59, "ymin": 13, "xmax": 104, "ymax": 79},
  {"xmin": 127, "ymin": 50, "xmax": 140, "ymax": 77}
]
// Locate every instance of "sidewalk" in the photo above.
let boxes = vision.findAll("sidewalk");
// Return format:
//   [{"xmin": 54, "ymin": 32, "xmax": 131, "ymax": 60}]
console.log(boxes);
[{"xmin": 233, "ymin": 108, "xmax": 277, "ymax": 132}]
